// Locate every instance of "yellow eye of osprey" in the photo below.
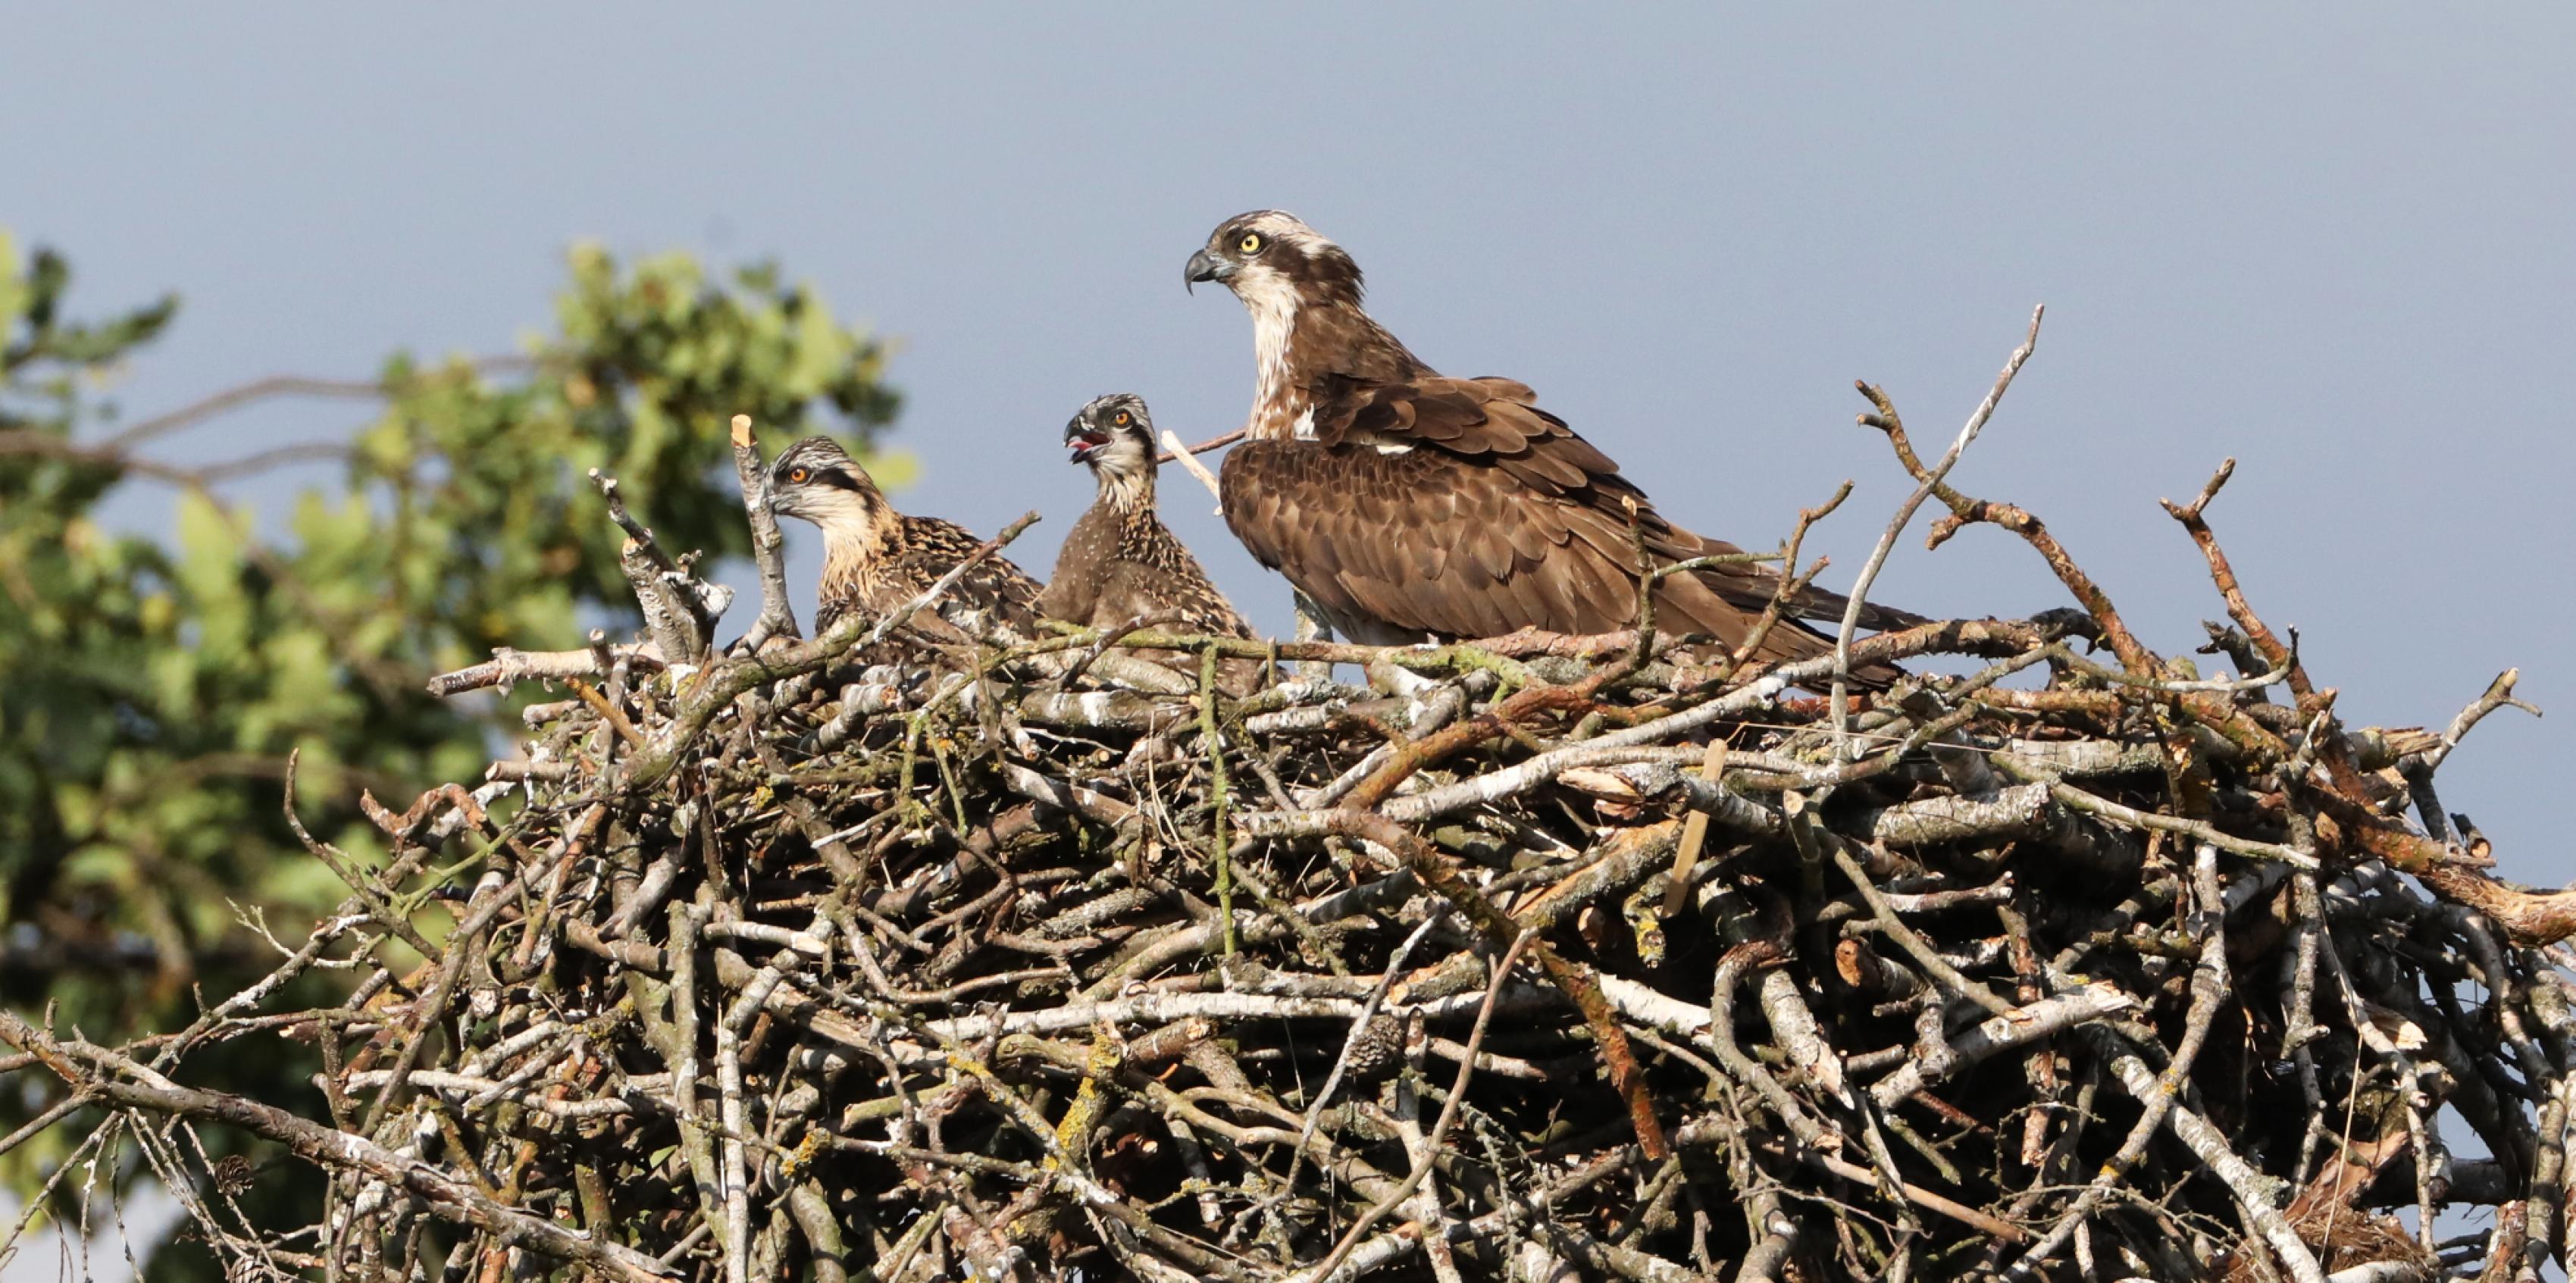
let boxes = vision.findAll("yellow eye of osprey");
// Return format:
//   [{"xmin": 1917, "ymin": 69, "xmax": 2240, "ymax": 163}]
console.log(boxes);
[
  {"xmin": 789, "ymin": 468, "xmax": 809, "ymax": 483},
  {"xmin": 1238, "ymin": 233, "xmax": 1263, "ymax": 254},
  {"xmin": 1113, "ymin": 411, "xmax": 1131, "ymax": 426}
]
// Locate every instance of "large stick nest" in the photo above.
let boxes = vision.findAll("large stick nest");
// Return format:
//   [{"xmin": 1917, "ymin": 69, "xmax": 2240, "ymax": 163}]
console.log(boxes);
[{"xmin": 9, "ymin": 352, "xmax": 2572, "ymax": 1283}]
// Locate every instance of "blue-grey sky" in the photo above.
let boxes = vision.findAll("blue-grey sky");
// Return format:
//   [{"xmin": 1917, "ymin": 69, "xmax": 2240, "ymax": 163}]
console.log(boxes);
[{"xmin": 7, "ymin": 7, "xmax": 2570, "ymax": 872}]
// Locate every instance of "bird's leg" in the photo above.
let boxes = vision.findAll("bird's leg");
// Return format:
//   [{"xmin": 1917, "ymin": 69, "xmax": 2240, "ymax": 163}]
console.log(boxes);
[
  {"xmin": 1291, "ymin": 590, "xmax": 1335, "ymax": 681},
  {"xmin": 1291, "ymin": 590, "xmax": 1331, "ymax": 643}
]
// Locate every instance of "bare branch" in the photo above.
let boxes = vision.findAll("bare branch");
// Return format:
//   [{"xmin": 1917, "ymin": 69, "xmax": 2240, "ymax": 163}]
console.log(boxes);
[{"xmin": 729, "ymin": 414, "xmax": 801, "ymax": 651}]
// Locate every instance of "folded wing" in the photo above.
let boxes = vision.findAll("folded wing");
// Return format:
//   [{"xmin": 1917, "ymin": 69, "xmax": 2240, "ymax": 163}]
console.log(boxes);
[{"xmin": 1225, "ymin": 374, "xmax": 1916, "ymax": 669}]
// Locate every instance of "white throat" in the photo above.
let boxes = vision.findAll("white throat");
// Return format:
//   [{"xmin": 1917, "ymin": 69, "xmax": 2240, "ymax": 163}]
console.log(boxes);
[
  {"xmin": 1097, "ymin": 465, "xmax": 1152, "ymax": 515},
  {"xmin": 1235, "ymin": 274, "xmax": 1309, "ymax": 441}
]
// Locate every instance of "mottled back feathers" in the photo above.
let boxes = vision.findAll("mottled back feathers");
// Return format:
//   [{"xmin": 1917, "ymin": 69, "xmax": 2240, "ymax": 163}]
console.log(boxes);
[{"xmin": 837, "ymin": 511, "xmax": 1043, "ymax": 640}]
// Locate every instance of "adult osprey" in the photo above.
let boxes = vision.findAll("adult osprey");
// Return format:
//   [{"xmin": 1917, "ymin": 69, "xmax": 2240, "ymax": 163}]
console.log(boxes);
[
  {"xmin": 1185, "ymin": 211, "xmax": 1917, "ymax": 671},
  {"xmin": 765, "ymin": 436, "xmax": 1041, "ymax": 641}
]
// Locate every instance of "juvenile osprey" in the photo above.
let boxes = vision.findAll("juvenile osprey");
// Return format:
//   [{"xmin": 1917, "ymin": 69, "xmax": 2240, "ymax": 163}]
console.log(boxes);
[
  {"xmin": 765, "ymin": 436, "xmax": 1041, "ymax": 642},
  {"xmin": 1185, "ymin": 211, "xmax": 1918, "ymax": 671},
  {"xmin": 1039, "ymin": 393, "xmax": 1257, "ymax": 646}
]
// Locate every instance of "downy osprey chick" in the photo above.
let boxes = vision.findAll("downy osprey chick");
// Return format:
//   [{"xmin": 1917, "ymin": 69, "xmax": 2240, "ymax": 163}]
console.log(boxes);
[
  {"xmin": 765, "ymin": 435, "xmax": 1041, "ymax": 643},
  {"xmin": 1040, "ymin": 393, "xmax": 1255, "ymax": 643},
  {"xmin": 1184, "ymin": 211, "xmax": 1920, "ymax": 679}
]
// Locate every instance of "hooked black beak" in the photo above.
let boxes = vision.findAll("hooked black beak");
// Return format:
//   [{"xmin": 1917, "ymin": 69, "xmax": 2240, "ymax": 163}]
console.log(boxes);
[
  {"xmin": 1065, "ymin": 420, "xmax": 1111, "ymax": 465},
  {"xmin": 1185, "ymin": 248, "xmax": 1224, "ymax": 293}
]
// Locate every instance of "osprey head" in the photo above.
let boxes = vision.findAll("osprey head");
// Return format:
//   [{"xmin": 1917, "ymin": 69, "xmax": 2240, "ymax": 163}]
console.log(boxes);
[
  {"xmin": 765, "ymin": 435, "xmax": 884, "ymax": 530},
  {"xmin": 1185, "ymin": 211, "xmax": 1362, "ymax": 310},
  {"xmin": 1065, "ymin": 393, "xmax": 1155, "ymax": 473}
]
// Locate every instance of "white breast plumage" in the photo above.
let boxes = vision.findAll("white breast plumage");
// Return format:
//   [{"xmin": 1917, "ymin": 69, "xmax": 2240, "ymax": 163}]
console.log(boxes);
[{"xmin": 1242, "ymin": 277, "xmax": 1302, "ymax": 440}]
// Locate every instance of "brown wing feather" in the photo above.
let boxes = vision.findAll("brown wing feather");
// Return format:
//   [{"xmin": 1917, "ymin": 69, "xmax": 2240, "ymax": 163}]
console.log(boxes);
[
  {"xmin": 1326, "ymin": 375, "xmax": 1926, "ymax": 627},
  {"xmin": 1229, "ymin": 375, "xmax": 1911, "ymax": 675}
]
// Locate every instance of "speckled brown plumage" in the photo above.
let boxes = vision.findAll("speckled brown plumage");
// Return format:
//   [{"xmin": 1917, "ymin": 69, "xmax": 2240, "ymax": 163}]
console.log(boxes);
[
  {"xmin": 1186, "ymin": 211, "xmax": 1921, "ymax": 677},
  {"xmin": 1039, "ymin": 394, "xmax": 1254, "ymax": 642},
  {"xmin": 765, "ymin": 435, "xmax": 1040, "ymax": 644}
]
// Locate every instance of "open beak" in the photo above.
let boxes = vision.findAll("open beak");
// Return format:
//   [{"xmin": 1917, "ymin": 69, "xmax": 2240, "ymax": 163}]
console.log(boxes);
[
  {"xmin": 1066, "ymin": 426, "xmax": 1112, "ymax": 465},
  {"xmin": 1185, "ymin": 248, "xmax": 1225, "ymax": 293}
]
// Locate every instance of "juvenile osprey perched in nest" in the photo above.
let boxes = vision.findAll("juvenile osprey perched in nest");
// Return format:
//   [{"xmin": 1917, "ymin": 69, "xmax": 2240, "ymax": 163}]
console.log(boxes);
[
  {"xmin": 1185, "ymin": 211, "xmax": 1919, "ymax": 674},
  {"xmin": 1040, "ymin": 394, "xmax": 1254, "ymax": 642},
  {"xmin": 765, "ymin": 436, "xmax": 1041, "ymax": 642}
]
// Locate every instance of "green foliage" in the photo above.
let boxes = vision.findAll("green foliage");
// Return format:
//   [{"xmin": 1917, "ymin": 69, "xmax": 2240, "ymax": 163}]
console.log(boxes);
[{"xmin": 0, "ymin": 232, "xmax": 906, "ymax": 1227}]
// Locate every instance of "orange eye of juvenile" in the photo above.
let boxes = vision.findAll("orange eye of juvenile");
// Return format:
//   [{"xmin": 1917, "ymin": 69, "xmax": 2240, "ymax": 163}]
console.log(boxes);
[
  {"xmin": 1113, "ymin": 412, "xmax": 1130, "ymax": 426},
  {"xmin": 789, "ymin": 468, "xmax": 809, "ymax": 483}
]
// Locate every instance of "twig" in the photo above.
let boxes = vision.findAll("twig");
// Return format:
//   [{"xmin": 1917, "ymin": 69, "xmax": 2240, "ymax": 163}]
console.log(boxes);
[
  {"xmin": 99, "ymin": 358, "xmax": 534, "ymax": 451},
  {"xmin": 2412, "ymin": 668, "xmax": 2540, "ymax": 774},
  {"xmin": 568, "ymin": 679, "xmax": 646, "ymax": 747},
  {"xmin": 1153, "ymin": 427, "xmax": 1245, "ymax": 466},
  {"xmin": 1159, "ymin": 427, "xmax": 1227, "ymax": 514},
  {"xmin": 426, "ymin": 643, "xmax": 666, "ymax": 697},
  {"xmin": 1833, "ymin": 304, "xmax": 2044, "ymax": 758}
]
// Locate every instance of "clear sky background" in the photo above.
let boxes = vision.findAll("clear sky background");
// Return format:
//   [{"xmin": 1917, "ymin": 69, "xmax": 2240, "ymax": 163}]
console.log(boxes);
[{"xmin": 6, "ymin": 7, "xmax": 2570, "ymax": 880}]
